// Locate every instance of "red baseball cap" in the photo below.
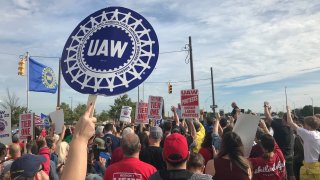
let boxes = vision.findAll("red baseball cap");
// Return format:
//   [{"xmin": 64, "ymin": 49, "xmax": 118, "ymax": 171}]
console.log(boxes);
[{"xmin": 163, "ymin": 133, "xmax": 189, "ymax": 163}]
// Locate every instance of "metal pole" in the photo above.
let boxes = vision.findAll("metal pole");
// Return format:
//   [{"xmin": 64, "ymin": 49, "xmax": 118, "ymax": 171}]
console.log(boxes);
[
  {"xmin": 189, "ymin": 36, "xmax": 195, "ymax": 89},
  {"xmin": 311, "ymin": 97, "xmax": 314, "ymax": 115},
  {"xmin": 26, "ymin": 52, "xmax": 29, "ymax": 111},
  {"xmin": 143, "ymin": 83, "xmax": 145, "ymax": 101},
  {"xmin": 138, "ymin": 86, "xmax": 140, "ymax": 102},
  {"xmin": 56, "ymin": 59, "xmax": 61, "ymax": 108},
  {"xmin": 210, "ymin": 67, "xmax": 215, "ymax": 113}
]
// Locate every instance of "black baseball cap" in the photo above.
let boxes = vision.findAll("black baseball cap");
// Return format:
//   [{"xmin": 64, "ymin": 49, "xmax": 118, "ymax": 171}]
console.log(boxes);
[{"xmin": 10, "ymin": 154, "xmax": 46, "ymax": 178}]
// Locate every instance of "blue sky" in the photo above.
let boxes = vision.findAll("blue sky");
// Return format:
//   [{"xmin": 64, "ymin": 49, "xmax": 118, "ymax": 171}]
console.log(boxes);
[{"xmin": 0, "ymin": 0, "xmax": 320, "ymax": 116}]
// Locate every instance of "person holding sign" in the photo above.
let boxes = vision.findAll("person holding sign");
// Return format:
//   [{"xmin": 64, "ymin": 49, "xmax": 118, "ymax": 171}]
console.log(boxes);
[
  {"xmin": 248, "ymin": 120, "xmax": 286, "ymax": 180},
  {"xmin": 264, "ymin": 101, "xmax": 295, "ymax": 180},
  {"xmin": 61, "ymin": 104, "xmax": 96, "ymax": 180},
  {"xmin": 286, "ymin": 106, "xmax": 320, "ymax": 180}
]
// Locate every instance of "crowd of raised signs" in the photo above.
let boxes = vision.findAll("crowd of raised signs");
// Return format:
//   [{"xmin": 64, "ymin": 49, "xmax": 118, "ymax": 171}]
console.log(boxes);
[{"xmin": 0, "ymin": 101, "xmax": 319, "ymax": 180}]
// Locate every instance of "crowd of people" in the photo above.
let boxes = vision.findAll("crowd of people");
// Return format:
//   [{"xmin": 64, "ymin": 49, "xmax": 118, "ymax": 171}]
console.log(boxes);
[{"xmin": 0, "ymin": 101, "xmax": 319, "ymax": 180}]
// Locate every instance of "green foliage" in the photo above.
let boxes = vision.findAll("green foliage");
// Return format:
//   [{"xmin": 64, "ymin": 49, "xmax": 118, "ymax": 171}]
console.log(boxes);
[
  {"xmin": 98, "ymin": 110, "xmax": 109, "ymax": 122},
  {"xmin": 73, "ymin": 103, "xmax": 87, "ymax": 122},
  {"xmin": 108, "ymin": 94, "xmax": 136, "ymax": 121},
  {"xmin": 59, "ymin": 102, "xmax": 73, "ymax": 124}
]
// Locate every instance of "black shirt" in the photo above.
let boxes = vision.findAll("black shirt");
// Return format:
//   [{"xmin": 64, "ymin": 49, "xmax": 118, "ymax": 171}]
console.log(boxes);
[
  {"xmin": 271, "ymin": 118, "xmax": 294, "ymax": 157},
  {"xmin": 139, "ymin": 146, "xmax": 166, "ymax": 170}
]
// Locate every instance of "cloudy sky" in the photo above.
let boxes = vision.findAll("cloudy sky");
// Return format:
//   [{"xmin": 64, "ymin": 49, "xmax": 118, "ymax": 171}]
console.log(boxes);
[{"xmin": 0, "ymin": 0, "xmax": 320, "ymax": 116}]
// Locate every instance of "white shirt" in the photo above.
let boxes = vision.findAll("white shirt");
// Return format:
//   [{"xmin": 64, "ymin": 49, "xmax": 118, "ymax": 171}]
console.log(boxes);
[{"xmin": 296, "ymin": 127, "xmax": 320, "ymax": 163}]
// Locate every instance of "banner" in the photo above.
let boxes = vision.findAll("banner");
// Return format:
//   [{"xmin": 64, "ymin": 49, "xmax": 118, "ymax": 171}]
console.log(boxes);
[
  {"xmin": 233, "ymin": 114, "xmax": 261, "ymax": 157},
  {"xmin": 181, "ymin": 89, "xmax": 199, "ymax": 118},
  {"xmin": 0, "ymin": 109, "xmax": 11, "ymax": 145},
  {"xmin": 34, "ymin": 114, "xmax": 43, "ymax": 126},
  {"xmin": 29, "ymin": 58, "xmax": 57, "ymax": 93},
  {"xmin": 61, "ymin": 7, "xmax": 159, "ymax": 96},
  {"xmin": 135, "ymin": 102, "xmax": 148, "ymax": 124},
  {"xmin": 19, "ymin": 113, "xmax": 34, "ymax": 140},
  {"xmin": 119, "ymin": 106, "xmax": 132, "ymax": 123},
  {"xmin": 147, "ymin": 96, "xmax": 163, "ymax": 119},
  {"xmin": 49, "ymin": 109, "xmax": 64, "ymax": 134},
  {"xmin": 41, "ymin": 113, "xmax": 50, "ymax": 129}
]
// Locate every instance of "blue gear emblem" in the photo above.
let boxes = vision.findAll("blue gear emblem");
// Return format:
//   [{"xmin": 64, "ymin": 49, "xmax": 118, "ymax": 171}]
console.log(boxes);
[{"xmin": 61, "ymin": 7, "xmax": 159, "ymax": 96}]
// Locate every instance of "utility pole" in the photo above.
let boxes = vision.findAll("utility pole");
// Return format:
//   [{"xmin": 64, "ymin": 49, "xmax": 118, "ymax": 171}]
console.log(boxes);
[
  {"xmin": 188, "ymin": 36, "xmax": 195, "ymax": 89},
  {"xmin": 210, "ymin": 67, "xmax": 216, "ymax": 113},
  {"xmin": 56, "ymin": 59, "xmax": 61, "ymax": 108}
]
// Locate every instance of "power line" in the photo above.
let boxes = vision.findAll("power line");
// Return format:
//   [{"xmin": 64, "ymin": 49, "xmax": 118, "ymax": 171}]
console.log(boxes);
[
  {"xmin": 0, "ymin": 49, "xmax": 187, "ymax": 58},
  {"xmin": 144, "ymin": 78, "xmax": 211, "ymax": 84}
]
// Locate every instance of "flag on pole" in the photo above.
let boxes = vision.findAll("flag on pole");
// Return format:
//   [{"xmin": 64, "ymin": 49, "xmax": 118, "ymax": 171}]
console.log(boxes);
[{"xmin": 29, "ymin": 58, "xmax": 57, "ymax": 93}]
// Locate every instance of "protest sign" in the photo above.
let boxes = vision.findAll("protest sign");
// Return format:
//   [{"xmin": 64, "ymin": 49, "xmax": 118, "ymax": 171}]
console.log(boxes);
[
  {"xmin": 0, "ymin": 109, "xmax": 11, "ymax": 145},
  {"xmin": 147, "ymin": 96, "xmax": 163, "ymax": 119},
  {"xmin": 49, "ymin": 109, "xmax": 64, "ymax": 134},
  {"xmin": 181, "ymin": 89, "xmax": 199, "ymax": 119},
  {"xmin": 120, "ymin": 106, "xmax": 132, "ymax": 123},
  {"xmin": 19, "ymin": 113, "xmax": 33, "ymax": 140},
  {"xmin": 61, "ymin": 7, "xmax": 159, "ymax": 96},
  {"xmin": 233, "ymin": 114, "xmax": 261, "ymax": 157},
  {"xmin": 135, "ymin": 102, "xmax": 148, "ymax": 124}
]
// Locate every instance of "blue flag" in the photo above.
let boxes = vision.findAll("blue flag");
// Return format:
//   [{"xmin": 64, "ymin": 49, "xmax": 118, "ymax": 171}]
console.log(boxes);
[{"xmin": 29, "ymin": 58, "xmax": 57, "ymax": 93}]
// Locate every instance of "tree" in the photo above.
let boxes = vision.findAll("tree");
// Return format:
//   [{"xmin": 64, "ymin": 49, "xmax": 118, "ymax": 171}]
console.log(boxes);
[
  {"xmin": 73, "ymin": 103, "xmax": 87, "ymax": 123},
  {"xmin": 301, "ymin": 105, "xmax": 313, "ymax": 117},
  {"xmin": 0, "ymin": 88, "xmax": 29, "ymax": 126},
  {"xmin": 98, "ymin": 110, "xmax": 109, "ymax": 122},
  {"xmin": 59, "ymin": 102, "xmax": 73, "ymax": 124},
  {"xmin": 108, "ymin": 94, "xmax": 136, "ymax": 121}
]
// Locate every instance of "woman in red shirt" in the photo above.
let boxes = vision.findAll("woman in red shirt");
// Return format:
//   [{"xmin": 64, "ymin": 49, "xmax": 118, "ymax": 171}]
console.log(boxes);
[{"xmin": 205, "ymin": 132, "xmax": 251, "ymax": 180}]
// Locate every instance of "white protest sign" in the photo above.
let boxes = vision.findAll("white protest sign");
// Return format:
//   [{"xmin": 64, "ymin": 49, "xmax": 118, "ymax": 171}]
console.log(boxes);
[
  {"xmin": 181, "ymin": 89, "xmax": 199, "ymax": 119},
  {"xmin": 0, "ymin": 109, "xmax": 11, "ymax": 145},
  {"xmin": 19, "ymin": 113, "xmax": 34, "ymax": 140},
  {"xmin": 120, "ymin": 106, "xmax": 132, "ymax": 123},
  {"xmin": 49, "ymin": 109, "xmax": 64, "ymax": 134},
  {"xmin": 135, "ymin": 102, "xmax": 148, "ymax": 124},
  {"xmin": 147, "ymin": 96, "xmax": 163, "ymax": 119},
  {"xmin": 233, "ymin": 114, "xmax": 261, "ymax": 157}
]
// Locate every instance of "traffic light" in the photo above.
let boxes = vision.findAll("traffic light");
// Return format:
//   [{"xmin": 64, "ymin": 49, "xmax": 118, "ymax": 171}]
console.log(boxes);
[
  {"xmin": 168, "ymin": 84, "xmax": 172, "ymax": 94},
  {"xmin": 18, "ymin": 59, "xmax": 26, "ymax": 76}
]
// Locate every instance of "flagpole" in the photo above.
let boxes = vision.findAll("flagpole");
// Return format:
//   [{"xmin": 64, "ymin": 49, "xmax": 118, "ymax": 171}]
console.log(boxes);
[
  {"xmin": 57, "ymin": 59, "xmax": 61, "ymax": 108},
  {"xmin": 26, "ymin": 52, "xmax": 29, "ymax": 111}
]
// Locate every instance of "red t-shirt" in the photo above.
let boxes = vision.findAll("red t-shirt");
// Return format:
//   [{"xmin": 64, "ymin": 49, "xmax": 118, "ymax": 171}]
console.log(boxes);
[
  {"xmin": 110, "ymin": 147, "xmax": 123, "ymax": 165},
  {"xmin": 104, "ymin": 157, "xmax": 156, "ymax": 180},
  {"xmin": 249, "ymin": 143, "xmax": 286, "ymax": 180},
  {"xmin": 199, "ymin": 147, "xmax": 213, "ymax": 165}
]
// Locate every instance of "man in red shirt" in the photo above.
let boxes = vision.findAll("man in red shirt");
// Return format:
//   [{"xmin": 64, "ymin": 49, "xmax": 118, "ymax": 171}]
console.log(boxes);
[{"xmin": 104, "ymin": 132, "xmax": 156, "ymax": 180}]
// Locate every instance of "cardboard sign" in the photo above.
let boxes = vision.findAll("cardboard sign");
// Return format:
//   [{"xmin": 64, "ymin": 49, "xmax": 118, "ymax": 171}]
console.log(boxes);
[
  {"xmin": 61, "ymin": 7, "xmax": 159, "ymax": 96},
  {"xmin": 147, "ymin": 96, "xmax": 163, "ymax": 119},
  {"xmin": 233, "ymin": 114, "xmax": 261, "ymax": 157},
  {"xmin": 0, "ymin": 109, "xmax": 11, "ymax": 145},
  {"xmin": 19, "ymin": 113, "xmax": 33, "ymax": 140},
  {"xmin": 49, "ymin": 109, "xmax": 64, "ymax": 134},
  {"xmin": 119, "ymin": 106, "xmax": 132, "ymax": 123},
  {"xmin": 135, "ymin": 102, "xmax": 148, "ymax": 124},
  {"xmin": 181, "ymin": 89, "xmax": 199, "ymax": 118}
]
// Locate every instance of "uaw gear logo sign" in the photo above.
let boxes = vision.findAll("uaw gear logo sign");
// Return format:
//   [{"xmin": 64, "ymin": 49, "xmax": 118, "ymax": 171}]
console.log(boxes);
[
  {"xmin": 61, "ymin": 7, "xmax": 159, "ymax": 96},
  {"xmin": 42, "ymin": 67, "xmax": 57, "ymax": 89}
]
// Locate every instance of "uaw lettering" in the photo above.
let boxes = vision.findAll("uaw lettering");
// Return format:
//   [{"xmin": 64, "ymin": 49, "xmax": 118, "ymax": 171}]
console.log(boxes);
[{"xmin": 61, "ymin": 6, "xmax": 159, "ymax": 96}]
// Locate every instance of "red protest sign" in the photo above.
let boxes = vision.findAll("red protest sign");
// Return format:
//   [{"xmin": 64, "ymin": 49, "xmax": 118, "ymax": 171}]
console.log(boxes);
[
  {"xmin": 181, "ymin": 89, "xmax": 199, "ymax": 118},
  {"xmin": 19, "ymin": 113, "xmax": 34, "ymax": 140},
  {"xmin": 135, "ymin": 102, "xmax": 148, "ymax": 124},
  {"xmin": 147, "ymin": 96, "xmax": 163, "ymax": 119}
]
